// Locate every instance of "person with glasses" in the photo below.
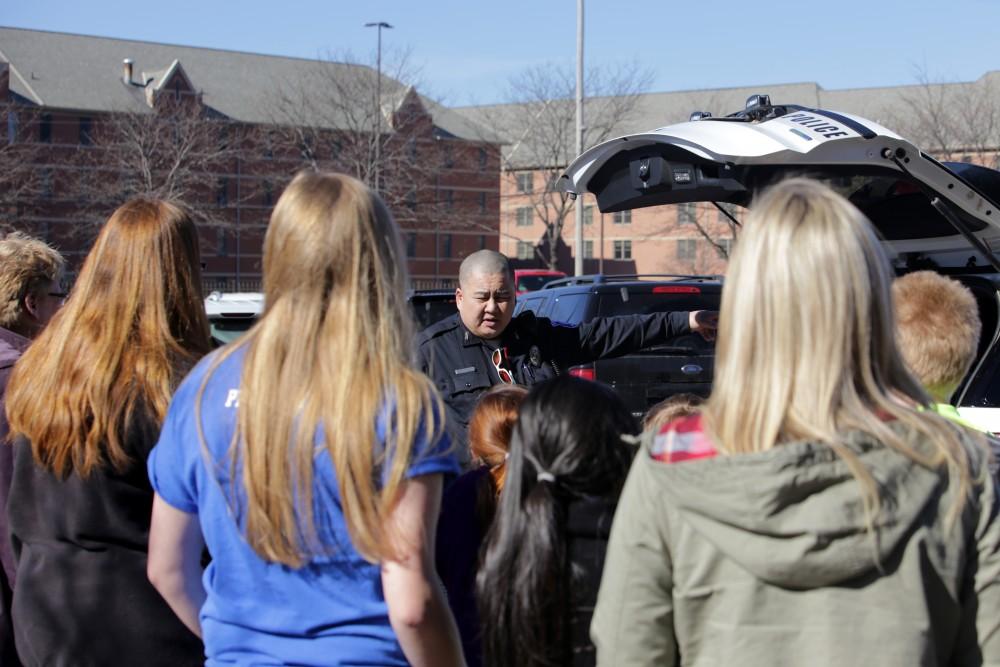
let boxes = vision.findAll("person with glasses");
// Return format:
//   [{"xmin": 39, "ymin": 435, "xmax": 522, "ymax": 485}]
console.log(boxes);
[
  {"xmin": 0, "ymin": 232, "xmax": 64, "ymax": 666},
  {"xmin": 417, "ymin": 250, "xmax": 716, "ymax": 456}
]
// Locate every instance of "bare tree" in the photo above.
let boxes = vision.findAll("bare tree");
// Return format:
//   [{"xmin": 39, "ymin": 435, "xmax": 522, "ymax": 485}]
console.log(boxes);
[
  {"xmin": 0, "ymin": 101, "xmax": 48, "ymax": 233},
  {"xmin": 477, "ymin": 62, "xmax": 652, "ymax": 270},
  {"xmin": 267, "ymin": 48, "xmax": 451, "ymax": 217},
  {"xmin": 888, "ymin": 66, "xmax": 1000, "ymax": 163},
  {"xmin": 71, "ymin": 95, "xmax": 256, "ymax": 237}
]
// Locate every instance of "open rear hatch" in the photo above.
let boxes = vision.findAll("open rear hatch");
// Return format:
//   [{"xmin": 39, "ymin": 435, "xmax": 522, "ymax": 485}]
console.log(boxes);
[{"xmin": 560, "ymin": 99, "xmax": 1000, "ymax": 272}]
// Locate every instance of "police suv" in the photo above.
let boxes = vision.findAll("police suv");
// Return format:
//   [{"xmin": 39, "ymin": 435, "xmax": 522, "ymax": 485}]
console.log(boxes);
[{"xmin": 559, "ymin": 95, "xmax": 1000, "ymax": 432}]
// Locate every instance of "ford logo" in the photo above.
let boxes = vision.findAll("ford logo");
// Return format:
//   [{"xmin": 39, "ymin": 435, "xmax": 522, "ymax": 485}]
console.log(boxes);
[{"xmin": 681, "ymin": 364, "xmax": 703, "ymax": 375}]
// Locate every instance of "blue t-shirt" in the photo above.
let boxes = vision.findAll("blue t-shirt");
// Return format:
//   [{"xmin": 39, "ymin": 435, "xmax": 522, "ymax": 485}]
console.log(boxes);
[{"xmin": 148, "ymin": 346, "xmax": 459, "ymax": 666}]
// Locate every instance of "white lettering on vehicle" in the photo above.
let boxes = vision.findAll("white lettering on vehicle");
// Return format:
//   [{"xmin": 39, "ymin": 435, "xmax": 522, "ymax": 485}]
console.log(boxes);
[
  {"xmin": 224, "ymin": 389, "xmax": 240, "ymax": 408},
  {"xmin": 782, "ymin": 112, "xmax": 851, "ymax": 139}
]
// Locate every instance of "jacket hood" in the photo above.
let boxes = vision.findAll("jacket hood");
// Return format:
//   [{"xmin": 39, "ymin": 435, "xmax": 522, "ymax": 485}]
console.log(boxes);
[{"xmin": 647, "ymin": 425, "xmax": 958, "ymax": 589}]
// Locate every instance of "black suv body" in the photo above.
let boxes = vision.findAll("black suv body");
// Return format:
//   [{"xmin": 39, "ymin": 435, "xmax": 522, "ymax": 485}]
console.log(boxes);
[
  {"xmin": 514, "ymin": 274, "xmax": 721, "ymax": 417},
  {"xmin": 408, "ymin": 289, "xmax": 457, "ymax": 330}
]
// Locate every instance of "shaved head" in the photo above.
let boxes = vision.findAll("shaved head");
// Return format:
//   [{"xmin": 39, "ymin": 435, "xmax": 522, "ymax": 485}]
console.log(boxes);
[
  {"xmin": 459, "ymin": 250, "xmax": 513, "ymax": 289},
  {"xmin": 456, "ymin": 250, "xmax": 515, "ymax": 339}
]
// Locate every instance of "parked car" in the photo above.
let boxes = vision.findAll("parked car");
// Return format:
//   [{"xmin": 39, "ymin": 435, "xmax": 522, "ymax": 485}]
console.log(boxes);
[
  {"xmin": 204, "ymin": 291, "xmax": 264, "ymax": 347},
  {"xmin": 408, "ymin": 289, "xmax": 457, "ymax": 330},
  {"xmin": 204, "ymin": 290, "xmax": 458, "ymax": 344},
  {"xmin": 558, "ymin": 94, "xmax": 1000, "ymax": 430},
  {"xmin": 514, "ymin": 269, "xmax": 567, "ymax": 294},
  {"xmin": 515, "ymin": 274, "xmax": 720, "ymax": 418}
]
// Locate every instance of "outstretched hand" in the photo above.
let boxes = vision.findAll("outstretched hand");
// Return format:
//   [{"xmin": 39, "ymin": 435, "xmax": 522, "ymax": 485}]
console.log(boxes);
[{"xmin": 689, "ymin": 310, "xmax": 719, "ymax": 341}]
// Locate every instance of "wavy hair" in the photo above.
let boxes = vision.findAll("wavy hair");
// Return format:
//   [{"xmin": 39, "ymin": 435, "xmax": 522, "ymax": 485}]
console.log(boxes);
[
  {"xmin": 0, "ymin": 231, "xmax": 65, "ymax": 331},
  {"xmin": 201, "ymin": 171, "xmax": 443, "ymax": 567},
  {"xmin": 477, "ymin": 376, "xmax": 638, "ymax": 667},
  {"xmin": 469, "ymin": 385, "xmax": 527, "ymax": 496},
  {"xmin": 705, "ymin": 177, "xmax": 980, "ymax": 528},
  {"xmin": 6, "ymin": 198, "xmax": 210, "ymax": 476}
]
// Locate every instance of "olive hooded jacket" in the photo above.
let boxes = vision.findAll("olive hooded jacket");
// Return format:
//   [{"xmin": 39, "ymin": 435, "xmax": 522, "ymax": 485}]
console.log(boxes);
[{"xmin": 591, "ymin": 424, "xmax": 1000, "ymax": 667}]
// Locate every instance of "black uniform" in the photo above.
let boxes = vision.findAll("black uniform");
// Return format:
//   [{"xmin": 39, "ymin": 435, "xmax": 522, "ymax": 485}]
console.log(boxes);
[{"xmin": 417, "ymin": 310, "xmax": 690, "ymax": 451}]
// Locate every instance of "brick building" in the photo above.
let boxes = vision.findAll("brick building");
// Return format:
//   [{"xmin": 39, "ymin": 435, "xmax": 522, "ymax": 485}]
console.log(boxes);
[
  {"xmin": 456, "ymin": 74, "xmax": 1000, "ymax": 276},
  {"xmin": 0, "ymin": 27, "xmax": 502, "ymax": 289}
]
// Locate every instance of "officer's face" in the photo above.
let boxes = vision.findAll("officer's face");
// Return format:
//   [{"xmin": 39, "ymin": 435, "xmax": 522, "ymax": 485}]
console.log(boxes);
[{"xmin": 456, "ymin": 271, "xmax": 515, "ymax": 340}]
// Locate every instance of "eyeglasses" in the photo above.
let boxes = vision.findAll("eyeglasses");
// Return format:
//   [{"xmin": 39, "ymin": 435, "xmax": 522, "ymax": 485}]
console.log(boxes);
[{"xmin": 491, "ymin": 348, "xmax": 515, "ymax": 385}]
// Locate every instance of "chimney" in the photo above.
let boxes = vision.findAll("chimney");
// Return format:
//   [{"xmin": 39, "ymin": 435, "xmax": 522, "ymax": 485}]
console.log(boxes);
[{"xmin": 122, "ymin": 58, "xmax": 133, "ymax": 85}]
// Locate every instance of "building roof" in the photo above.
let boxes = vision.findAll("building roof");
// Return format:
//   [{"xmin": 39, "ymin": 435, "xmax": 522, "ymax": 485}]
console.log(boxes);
[
  {"xmin": 0, "ymin": 26, "xmax": 494, "ymax": 141},
  {"xmin": 455, "ymin": 74, "xmax": 1000, "ymax": 169}
]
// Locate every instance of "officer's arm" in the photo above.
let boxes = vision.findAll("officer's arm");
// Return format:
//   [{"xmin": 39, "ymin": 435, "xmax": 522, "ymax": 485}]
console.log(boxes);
[{"xmin": 550, "ymin": 311, "xmax": 692, "ymax": 365}]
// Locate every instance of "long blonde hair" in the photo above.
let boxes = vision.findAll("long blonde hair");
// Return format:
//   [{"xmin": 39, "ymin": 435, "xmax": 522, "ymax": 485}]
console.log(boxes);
[
  {"xmin": 705, "ymin": 178, "xmax": 979, "ymax": 525},
  {"xmin": 6, "ymin": 199, "xmax": 211, "ymax": 477},
  {"xmin": 203, "ymin": 171, "xmax": 442, "ymax": 568}
]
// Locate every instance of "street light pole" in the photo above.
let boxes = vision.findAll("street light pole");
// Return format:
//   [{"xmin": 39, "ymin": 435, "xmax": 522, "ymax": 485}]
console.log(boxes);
[
  {"xmin": 573, "ymin": 0, "xmax": 585, "ymax": 276},
  {"xmin": 364, "ymin": 21, "xmax": 392, "ymax": 194}
]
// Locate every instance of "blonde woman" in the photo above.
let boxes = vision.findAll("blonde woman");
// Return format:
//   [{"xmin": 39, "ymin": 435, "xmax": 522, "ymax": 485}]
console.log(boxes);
[
  {"xmin": 592, "ymin": 178, "xmax": 1000, "ymax": 666},
  {"xmin": 5, "ymin": 200, "xmax": 210, "ymax": 666},
  {"xmin": 146, "ymin": 172, "xmax": 464, "ymax": 666}
]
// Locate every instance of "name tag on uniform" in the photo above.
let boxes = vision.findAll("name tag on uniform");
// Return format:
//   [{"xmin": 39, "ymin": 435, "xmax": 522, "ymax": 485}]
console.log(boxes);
[{"xmin": 454, "ymin": 366, "xmax": 476, "ymax": 375}]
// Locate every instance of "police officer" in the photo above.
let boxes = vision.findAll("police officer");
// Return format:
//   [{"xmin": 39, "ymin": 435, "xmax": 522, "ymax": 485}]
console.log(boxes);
[{"xmin": 417, "ymin": 250, "xmax": 717, "ymax": 454}]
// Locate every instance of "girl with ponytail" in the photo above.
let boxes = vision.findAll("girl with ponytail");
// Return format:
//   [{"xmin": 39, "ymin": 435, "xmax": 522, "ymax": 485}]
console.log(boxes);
[
  {"xmin": 437, "ymin": 385, "xmax": 527, "ymax": 667},
  {"xmin": 476, "ymin": 376, "xmax": 638, "ymax": 667}
]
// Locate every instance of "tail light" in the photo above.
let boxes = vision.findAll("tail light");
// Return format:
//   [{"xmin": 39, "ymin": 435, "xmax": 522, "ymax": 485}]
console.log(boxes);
[{"xmin": 569, "ymin": 364, "xmax": 596, "ymax": 381}]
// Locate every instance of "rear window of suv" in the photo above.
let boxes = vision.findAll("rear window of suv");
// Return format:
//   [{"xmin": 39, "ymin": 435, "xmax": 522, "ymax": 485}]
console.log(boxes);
[{"xmin": 596, "ymin": 291, "xmax": 720, "ymax": 318}]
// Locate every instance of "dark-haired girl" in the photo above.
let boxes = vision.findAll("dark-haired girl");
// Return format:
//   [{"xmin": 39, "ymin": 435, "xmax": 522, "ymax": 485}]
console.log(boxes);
[{"xmin": 476, "ymin": 375, "xmax": 638, "ymax": 667}]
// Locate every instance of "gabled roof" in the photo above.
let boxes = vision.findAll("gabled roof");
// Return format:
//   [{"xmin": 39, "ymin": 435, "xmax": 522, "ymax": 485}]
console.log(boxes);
[{"xmin": 0, "ymin": 26, "xmax": 494, "ymax": 141}]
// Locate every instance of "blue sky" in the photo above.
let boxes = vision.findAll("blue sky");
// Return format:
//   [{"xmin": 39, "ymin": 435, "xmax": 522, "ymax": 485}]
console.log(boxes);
[{"xmin": 5, "ymin": 0, "xmax": 1000, "ymax": 106}]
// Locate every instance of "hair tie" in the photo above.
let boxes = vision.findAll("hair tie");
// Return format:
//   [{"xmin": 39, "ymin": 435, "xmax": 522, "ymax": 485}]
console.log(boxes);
[
  {"xmin": 536, "ymin": 471, "xmax": 556, "ymax": 483},
  {"xmin": 620, "ymin": 433, "xmax": 641, "ymax": 446}
]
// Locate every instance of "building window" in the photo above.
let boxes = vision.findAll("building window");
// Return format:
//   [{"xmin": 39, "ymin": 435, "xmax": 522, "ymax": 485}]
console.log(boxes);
[
  {"xmin": 38, "ymin": 114, "xmax": 52, "ymax": 143},
  {"xmin": 478, "ymin": 147, "xmax": 488, "ymax": 170},
  {"xmin": 613, "ymin": 210, "xmax": 631, "ymax": 225},
  {"xmin": 407, "ymin": 138, "xmax": 418, "ymax": 161},
  {"xmin": 517, "ymin": 241, "xmax": 534, "ymax": 260},
  {"xmin": 442, "ymin": 145, "xmax": 455, "ymax": 168},
  {"xmin": 441, "ymin": 234, "xmax": 453, "ymax": 258},
  {"xmin": 516, "ymin": 172, "xmax": 533, "ymax": 193},
  {"xmin": 216, "ymin": 228, "xmax": 228, "ymax": 257},
  {"xmin": 613, "ymin": 239, "xmax": 632, "ymax": 260},
  {"xmin": 6, "ymin": 111, "xmax": 18, "ymax": 145},
  {"xmin": 216, "ymin": 178, "xmax": 229, "ymax": 207},
  {"xmin": 406, "ymin": 190, "xmax": 418, "ymax": 211},
  {"xmin": 677, "ymin": 239, "xmax": 697, "ymax": 259},
  {"xmin": 406, "ymin": 233, "xmax": 417, "ymax": 258},
  {"xmin": 716, "ymin": 203, "xmax": 736, "ymax": 224},
  {"xmin": 479, "ymin": 234, "xmax": 487, "ymax": 250},
  {"xmin": 516, "ymin": 206, "xmax": 533, "ymax": 226},
  {"xmin": 40, "ymin": 168, "xmax": 53, "ymax": 199},
  {"xmin": 263, "ymin": 180, "xmax": 274, "ymax": 207},
  {"xmin": 718, "ymin": 238, "xmax": 733, "ymax": 257},
  {"xmin": 78, "ymin": 117, "xmax": 93, "ymax": 146},
  {"xmin": 583, "ymin": 205, "xmax": 594, "ymax": 226},
  {"xmin": 442, "ymin": 189, "xmax": 454, "ymax": 210},
  {"xmin": 584, "ymin": 240, "xmax": 594, "ymax": 259},
  {"xmin": 479, "ymin": 192, "xmax": 487, "ymax": 213},
  {"xmin": 678, "ymin": 203, "xmax": 696, "ymax": 225}
]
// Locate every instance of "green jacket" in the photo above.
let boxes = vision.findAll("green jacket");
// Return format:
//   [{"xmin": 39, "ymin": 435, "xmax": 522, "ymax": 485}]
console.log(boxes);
[{"xmin": 592, "ymin": 424, "xmax": 1000, "ymax": 666}]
